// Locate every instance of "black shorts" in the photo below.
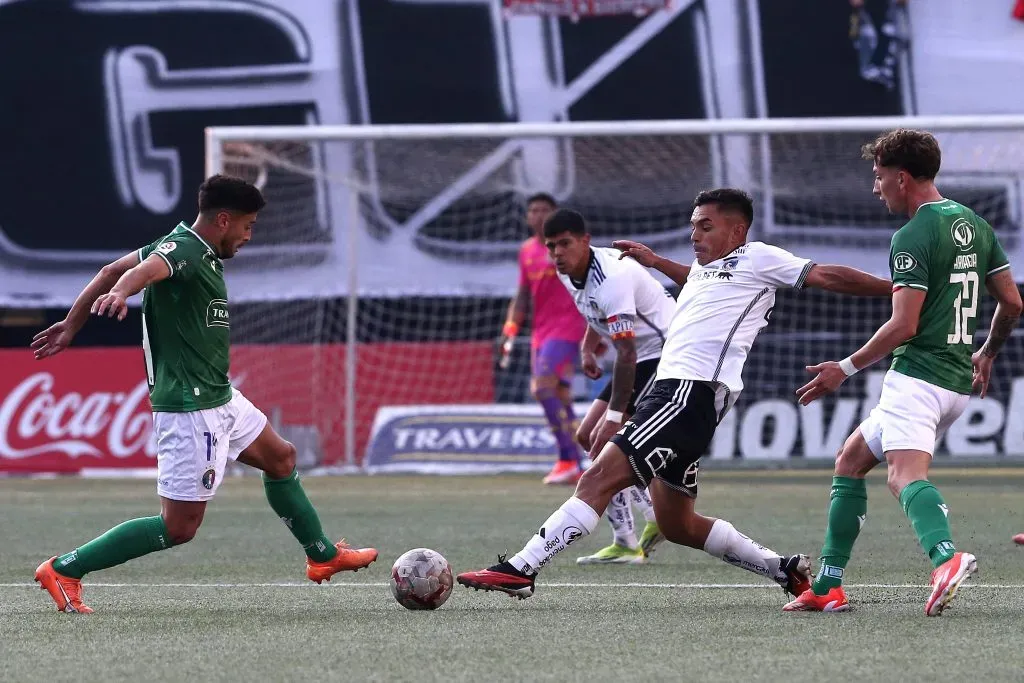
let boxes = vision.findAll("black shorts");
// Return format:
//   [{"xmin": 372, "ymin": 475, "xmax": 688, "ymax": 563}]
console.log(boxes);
[
  {"xmin": 610, "ymin": 379, "xmax": 718, "ymax": 498},
  {"xmin": 596, "ymin": 358, "xmax": 660, "ymax": 415}
]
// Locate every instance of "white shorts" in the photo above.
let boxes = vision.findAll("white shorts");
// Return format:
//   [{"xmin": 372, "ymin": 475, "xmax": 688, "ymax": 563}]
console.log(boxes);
[
  {"xmin": 154, "ymin": 388, "xmax": 268, "ymax": 501},
  {"xmin": 859, "ymin": 371, "xmax": 969, "ymax": 460}
]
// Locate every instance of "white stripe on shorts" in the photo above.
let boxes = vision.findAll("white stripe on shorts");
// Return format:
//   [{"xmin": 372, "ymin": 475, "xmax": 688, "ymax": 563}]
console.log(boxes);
[{"xmin": 628, "ymin": 380, "xmax": 691, "ymax": 450}]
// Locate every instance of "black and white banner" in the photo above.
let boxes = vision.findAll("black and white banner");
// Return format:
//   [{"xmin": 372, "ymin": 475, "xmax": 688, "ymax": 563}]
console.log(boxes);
[{"xmin": 0, "ymin": 0, "xmax": 1021, "ymax": 305}]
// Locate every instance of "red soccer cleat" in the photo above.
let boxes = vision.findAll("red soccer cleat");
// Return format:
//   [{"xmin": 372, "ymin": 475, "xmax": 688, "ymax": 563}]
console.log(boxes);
[
  {"xmin": 543, "ymin": 460, "xmax": 583, "ymax": 485},
  {"xmin": 34, "ymin": 557, "xmax": 93, "ymax": 614},
  {"xmin": 306, "ymin": 540, "xmax": 378, "ymax": 584},
  {"xmin": 782, "ymin": 586, "xmax": 850, "ymax": 613},
  {"xmin": 925, "ymin": 551, "xmax": 977, "ymax": 617},
  {"xmin": 456, "ymin": 555, "xmax": 535, "ymax": 599}
]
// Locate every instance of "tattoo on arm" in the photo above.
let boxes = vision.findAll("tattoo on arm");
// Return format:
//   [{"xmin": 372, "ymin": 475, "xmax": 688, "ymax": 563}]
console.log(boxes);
[
  {"xmin": 608, "ymin": 333, "xmax": 637, "ymax": 414},
  {"xmin": 983, "ymin": 312, "xmax": 1019, "ymax": 358}
]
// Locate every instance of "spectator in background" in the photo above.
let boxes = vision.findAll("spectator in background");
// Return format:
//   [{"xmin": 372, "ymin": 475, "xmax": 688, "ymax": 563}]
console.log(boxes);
[{"xmin": 849, "ymin": 0, "xmax": 909, "ymax": 91}]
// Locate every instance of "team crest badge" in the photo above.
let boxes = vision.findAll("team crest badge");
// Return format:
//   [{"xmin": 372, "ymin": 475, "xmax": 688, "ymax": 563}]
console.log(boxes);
[
  {"xmin": 892, "ymin": 252, "xmax": 917, "ymax": 273},
  {"xmin": 202, "ymin": 468, "xmax": 216, "ymax": 490},
  {"xmin": 950, "ymin": 218, "xmax": 975, "ymax": 252}
]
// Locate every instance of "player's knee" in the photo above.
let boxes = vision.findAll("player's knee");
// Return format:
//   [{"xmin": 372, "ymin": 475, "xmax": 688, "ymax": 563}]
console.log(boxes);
[
  {"xmin": 266, "ymin": 441, "xmax": 297, "ymax": 479},
  {"xmin": 834, "ymin": 443, "xmax": 874, "ymax": 478},
  {"xmin": 163, "ymin": 515, "xmax": 202, "ymax": 545},
  {"xmin": 577, "ymin": 452, "xmax": 633, "ymax": 499}
]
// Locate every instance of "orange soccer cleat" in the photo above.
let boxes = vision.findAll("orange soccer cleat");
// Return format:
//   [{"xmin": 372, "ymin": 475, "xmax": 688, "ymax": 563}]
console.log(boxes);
[
  {"xmin": 925, "ymin": 551, "xmax": 977, "ymax": 617},
  {"xmin": 542, "ymin": 460, "xmax": 583, "ymax": 485},
  {"xmin": 782, "ymin": 586, "xmax": 851, "ymax": 613},
  {"xmin": 306, "ymin": 540, "xmax": 379, "ymax": 584},
  {"xmin": 34, "ymin": 557, "xmax": 93, "ymax": 614}
]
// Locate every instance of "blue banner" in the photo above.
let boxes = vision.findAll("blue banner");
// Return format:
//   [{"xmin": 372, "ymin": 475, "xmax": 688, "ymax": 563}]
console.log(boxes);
[{"xmin": 365, "ymin": 404, "xmax": 592, "ymax": 474}]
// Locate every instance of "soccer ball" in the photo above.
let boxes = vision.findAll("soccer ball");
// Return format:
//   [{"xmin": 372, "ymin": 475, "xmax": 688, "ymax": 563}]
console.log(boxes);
[{"xmin": 390, "ymin": 548, "xmax": 454, "ymax": 610}]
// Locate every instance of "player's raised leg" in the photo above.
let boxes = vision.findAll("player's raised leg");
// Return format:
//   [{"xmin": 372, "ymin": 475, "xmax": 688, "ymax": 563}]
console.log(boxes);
[
  {"xmin": 456, "ymin": 442, "xmax": 635, "ymax": 598},
  {"xmin": 783, "ymin": 429, "xmax": 876, "ymax": 612},
  {"xmin": 647, "ymin": 480, "xmax": 810, "ymax": 597},
  {"xmin": 233, "ymin": 397, "xmax": 377, "ymax": 583}
]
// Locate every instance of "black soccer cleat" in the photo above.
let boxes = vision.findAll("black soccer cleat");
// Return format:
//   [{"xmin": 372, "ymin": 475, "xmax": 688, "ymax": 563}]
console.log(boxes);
[
  {"xmin": 778, "ymin": 554, "xmax": 813, "ymax": 598},
  {"xmin": 456, "ymin": 554, "xmax": 536, "ymax": 600}
]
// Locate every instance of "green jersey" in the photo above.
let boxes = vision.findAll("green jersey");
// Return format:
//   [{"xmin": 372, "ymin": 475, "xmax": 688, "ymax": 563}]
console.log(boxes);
[
  {"xmin": 137, "ymin": 223, "xmax": 232, "ymax": 412},
  {"xmin": 889, "ymin": 199, "xmax": 1010, "ymax": 394}
]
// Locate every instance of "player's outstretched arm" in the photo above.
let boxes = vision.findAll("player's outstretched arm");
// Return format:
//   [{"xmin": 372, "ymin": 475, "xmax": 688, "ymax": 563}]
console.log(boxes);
[
  {"xmin": 803, "ymin": 264, "xmax": 892, "ymax": 297},
  {"xmin": 31, "ymin": 251, "xmax": 141, "ymax": 359},
  {"xmin": 92, "ymin": 255, "xmax": 173, "ymax": 322},
  {"xmin": 796, "ymin": 287, "xmax": 925, "ymax": 405},
  {"xmin": 589, "ymin": 329, "xmax": 637, "ymax": 459},
  {"xmin": 971, "ymin": 269, "xmax": 1023, "ymax": 397},
  {"xmin": 612, "ymin": 240, "xmax": 690, "ymax": 286}
]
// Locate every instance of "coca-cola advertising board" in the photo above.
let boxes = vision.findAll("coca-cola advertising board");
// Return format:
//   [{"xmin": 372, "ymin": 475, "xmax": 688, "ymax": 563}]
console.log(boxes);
[{"xmin": 0, "ymin": 343, "xmax": 495, "ymax": 473}]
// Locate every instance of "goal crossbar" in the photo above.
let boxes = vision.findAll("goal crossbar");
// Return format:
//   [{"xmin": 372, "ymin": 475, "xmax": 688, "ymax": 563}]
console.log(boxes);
[{"xmin": 206, "ymin": 114, "xmax": 1024, "ymax": 145}]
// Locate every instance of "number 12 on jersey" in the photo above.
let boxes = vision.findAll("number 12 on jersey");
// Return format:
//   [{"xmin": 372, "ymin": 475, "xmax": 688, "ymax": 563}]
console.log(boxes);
[{"xmin": 947, "ymin": 271, "xmax": 979, "ymax": 345}]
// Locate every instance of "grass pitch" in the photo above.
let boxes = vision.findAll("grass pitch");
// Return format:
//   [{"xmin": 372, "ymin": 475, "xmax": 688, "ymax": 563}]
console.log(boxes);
[{"xmin": 2, "ymin": 470, "xmax": 1024, "ymax": 682}]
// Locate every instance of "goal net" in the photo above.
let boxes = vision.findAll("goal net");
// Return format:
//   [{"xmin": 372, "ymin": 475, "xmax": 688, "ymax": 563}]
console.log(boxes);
[{"xmin": 205, "ymin": 116, "xmax": 1024, "ymax": 468}]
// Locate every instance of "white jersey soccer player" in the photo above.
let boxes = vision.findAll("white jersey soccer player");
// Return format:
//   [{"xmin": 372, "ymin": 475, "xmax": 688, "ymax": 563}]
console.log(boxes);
[
  {"xmin": 543, "ymin": 211, "xmax": 676, "ymax": 564},
  {"xmin": 457, "ymin": 188, "xmax": 892, "ymax": 600}
]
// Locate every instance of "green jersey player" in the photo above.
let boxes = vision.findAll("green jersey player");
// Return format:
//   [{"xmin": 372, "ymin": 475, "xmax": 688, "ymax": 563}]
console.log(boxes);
[
  {"xmin": 31, "ymin": 175, "xmax": 378, "ymax": 614},
  {"xmin": 785, "ymin": 129, "xmax": 1023, "ymax": 616}
]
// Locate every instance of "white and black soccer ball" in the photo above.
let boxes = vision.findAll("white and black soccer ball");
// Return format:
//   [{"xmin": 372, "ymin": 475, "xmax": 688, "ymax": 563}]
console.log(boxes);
[{"xmin": 390, "ymin": 548, "xmax": 454, "ymax": 610}]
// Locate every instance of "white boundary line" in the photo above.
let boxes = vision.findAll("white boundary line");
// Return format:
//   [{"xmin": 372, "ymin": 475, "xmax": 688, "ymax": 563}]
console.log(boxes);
[{"xmin": 2, "ymin": 581, "xmax": 1019, "ymax": 589}]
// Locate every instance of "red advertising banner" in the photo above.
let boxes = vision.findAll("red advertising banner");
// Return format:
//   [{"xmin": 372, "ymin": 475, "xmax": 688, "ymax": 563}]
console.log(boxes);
[{"xmin": 0, "ymin": 344, "xmax": 494, "ymax": 473}]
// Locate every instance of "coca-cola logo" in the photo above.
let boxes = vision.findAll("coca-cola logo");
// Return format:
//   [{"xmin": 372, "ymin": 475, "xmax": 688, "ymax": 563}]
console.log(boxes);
[{"xmin": 0, "ymin": 373, "xmax": 154, "ymax": 460}]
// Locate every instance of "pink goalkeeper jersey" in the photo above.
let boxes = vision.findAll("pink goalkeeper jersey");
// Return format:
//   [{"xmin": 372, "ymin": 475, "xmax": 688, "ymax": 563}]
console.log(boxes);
[{"xmin": 519, "ymin": 237, "xmax": 586, "ymax": 349}]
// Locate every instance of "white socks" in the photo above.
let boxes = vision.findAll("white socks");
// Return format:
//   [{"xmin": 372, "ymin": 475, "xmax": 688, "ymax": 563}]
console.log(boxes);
[
  {"xmin": 606, "ymin": 491, "xmax": 638, "ymax": 548},
  {"xmin": 511, "ymin": 496, "xmax": 601, "ymax": 574},
  {"xmin": 629, "ymin": 486, "xmax": 657, "ymax": 523},
  {"xmin": 702, "ymin": 519, "xmax": 784, "ymax": 581}
]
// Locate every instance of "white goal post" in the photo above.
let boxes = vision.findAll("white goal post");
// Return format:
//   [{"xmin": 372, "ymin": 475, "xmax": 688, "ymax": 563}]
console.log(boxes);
[{"xmin": 204, "ymin": 115, "xmax": 1024, "ymax": 468}]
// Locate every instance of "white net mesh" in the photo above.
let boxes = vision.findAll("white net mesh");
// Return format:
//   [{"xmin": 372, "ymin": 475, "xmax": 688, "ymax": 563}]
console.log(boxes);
[{"xmin": 210, "ymin": 122, "xmax": 1024, "ymax": 466}]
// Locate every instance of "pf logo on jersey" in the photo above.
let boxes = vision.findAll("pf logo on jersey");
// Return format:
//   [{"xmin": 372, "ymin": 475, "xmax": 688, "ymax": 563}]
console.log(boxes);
[
  {"xmin": 893, "ymin": 252, "xmax": 917, "ymax": 273},
  {"xmin": 951, "ymin": 218, "xmax": 975, "ymax": 252}
]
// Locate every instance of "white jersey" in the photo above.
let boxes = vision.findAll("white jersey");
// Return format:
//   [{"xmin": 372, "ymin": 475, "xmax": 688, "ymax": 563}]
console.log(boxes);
[
  {"xmin": 558, "ymin": 247, "xmax": 676, "ymax": 362},
  {"xmin": 656, "ymin": 241, "xmax": 814, "ymax": 416}
]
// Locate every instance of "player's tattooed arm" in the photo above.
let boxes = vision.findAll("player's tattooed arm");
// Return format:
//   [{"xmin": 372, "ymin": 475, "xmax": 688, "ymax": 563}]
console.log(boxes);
[
  {"xmin": 32, "ymin": 251, "xmax": 142, "ymax": 359},
  {"xmin": 612, "ymin": 240, "xmax": 690, "ymax": 286},
  {"xmin": 981, "ymin": 269, "xmax": 1023, "ymax": 358},
  {"xmin": 803, "ymin": 264, "xmax": 893, "ymax": 297},
  {"xmin": 607, "ymin": 327, "xmax": 638, "ymax": 415},
  {"xmin": 589, "ymin": 325, "xmax": 637, "ymax": 458}
]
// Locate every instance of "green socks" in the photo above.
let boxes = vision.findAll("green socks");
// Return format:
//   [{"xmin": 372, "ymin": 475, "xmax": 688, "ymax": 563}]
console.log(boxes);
[
  {"xmin": 899, "ymin": 479, "xmax": 956, "ymax": 568},
  {"xmin": 54, "ymin": 516, "xmax": 172, "ymax": 580},
  {"xmin": 263, "ymin": 469, "xmax": 336, "ymax": 562},
  {"xmin": 812, "ymin": 476, "xmax": 867, "ymax": 595}
]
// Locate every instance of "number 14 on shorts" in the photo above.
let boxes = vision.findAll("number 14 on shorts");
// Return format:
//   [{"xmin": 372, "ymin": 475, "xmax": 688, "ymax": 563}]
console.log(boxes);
[{"xmin": 204, "ymin": 431, "xmax": 218, "ymax": 461}]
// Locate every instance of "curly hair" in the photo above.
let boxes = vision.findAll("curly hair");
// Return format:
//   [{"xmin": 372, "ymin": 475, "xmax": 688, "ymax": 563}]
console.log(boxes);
[{"xmin": 861, "ymin": 129, "xmax": 941, "ymax": 180}]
